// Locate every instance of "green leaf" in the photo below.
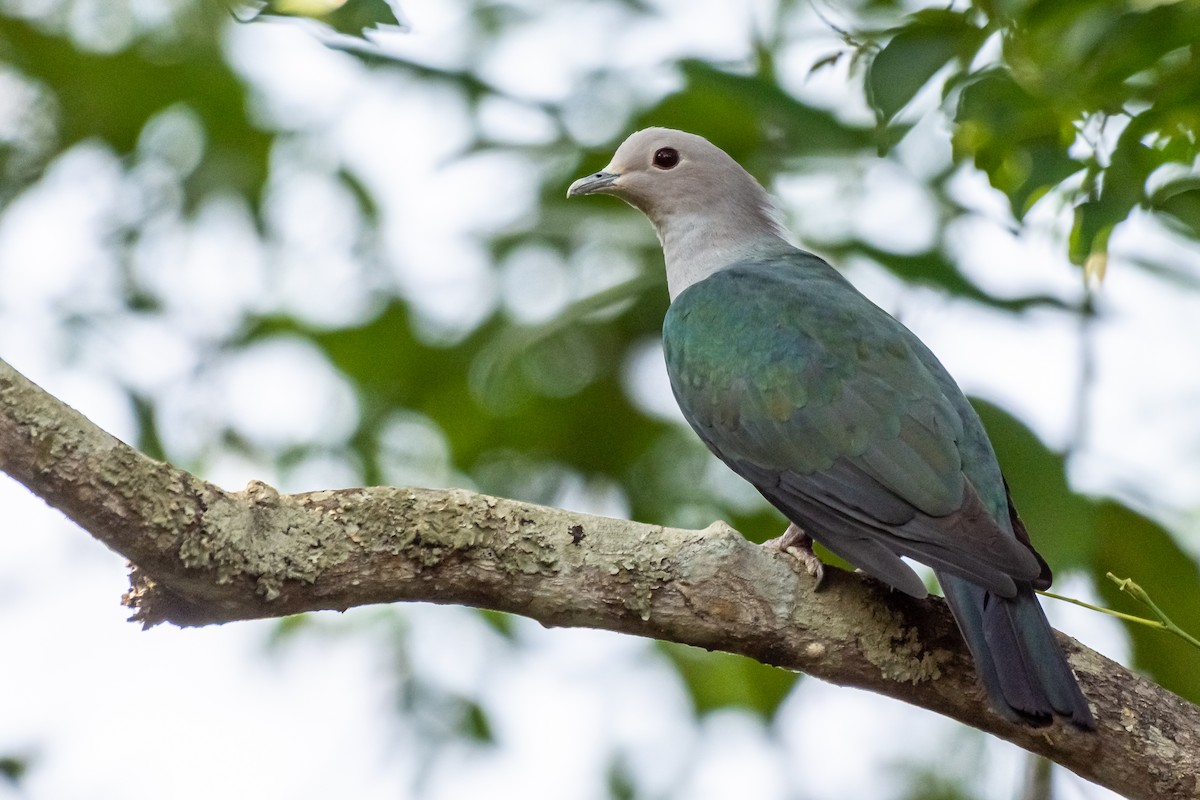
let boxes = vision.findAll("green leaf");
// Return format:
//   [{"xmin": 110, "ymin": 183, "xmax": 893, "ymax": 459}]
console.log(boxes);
[
  {"xmin": 251, "ymin": 0, "xmax": 405, "ymax": 38},
  {"xmin": 973, "ymin": 401, "xmax": 1200, "ymax": 703},
  {"xmin": 264, "ymin": 614, "xmax": 320, "ymax": 650},
  {"xmin": 867, "ymin": 10, "xmax": 983, "ymax": 124},
  {"xmin": 1096, "ymin": 503, "xmax": 1200, "ymax": 704},
  {"xmin": 459, "ymin": 699, "xmax": 494, "ymax": 743},
  {"xmin": 1004, "ymin": 2, "xmax": 1200, "ymax": 112},
  {"xmin": 1069, "ymin": 123, "xmax": 1161, "ymax": 264},
  {"xmin": 320, "ymin": 0, "xmax": 405, "ymax": 36},
  {"xmin": 971, "ymin": 400, "xmax": 1094, "ymax": 573},
  {"xmin": 893, "ymin": 764, "xmax": 981, "ymax": 800},
  {"xmin": 336, "ymin": 166, "xmax": 382, "ymax": 226},
  {"xmin": 659, "ymin": 642, "xmax": 798, "ymax": 719},
  {"xmin": 1069, "ymin": 200, "xmax": 1115, "ymax": 269},
  {"xmin": 1149, "ymin": 176, "xmax": 1200, "ymax": 239},
  {"xmin": 952, "ymin": 69, "xmax": 1081, "ymax": 218},
  {"xmin": 640, "ymin": 59, "xmax": 886, "ymax": 164},
  {"xmin": 476, "ymin": 609, "xmax": 518, "ymax": 639},
  {"xmin": 606, "ymin": 757, "xmax": 637, "ymax": 800},
  {"xmin": 822, "ymin": 240, "xmax": 1072, "ymax": 314},
  {"xmin": 0, "ymin": 755, "xmax": 29, "ymax": 785}
]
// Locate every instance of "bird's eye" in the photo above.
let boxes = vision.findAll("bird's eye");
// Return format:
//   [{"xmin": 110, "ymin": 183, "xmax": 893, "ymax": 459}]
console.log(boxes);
[{"xmin": 653, "ymin": 147, "xmax": 679, "ymax": 170}]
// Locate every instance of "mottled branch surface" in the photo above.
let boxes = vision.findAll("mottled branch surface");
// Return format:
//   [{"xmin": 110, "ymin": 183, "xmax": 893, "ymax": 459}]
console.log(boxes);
[{"xmin": 1, "ymin": 358, "xmax": 1195, "ymax": 799}]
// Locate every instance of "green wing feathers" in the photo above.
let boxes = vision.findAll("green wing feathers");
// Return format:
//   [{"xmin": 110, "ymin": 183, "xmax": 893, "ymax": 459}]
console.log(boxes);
[{"xmin": 663, "ymin": 258, "xmax": 1042, "ymax": 596}]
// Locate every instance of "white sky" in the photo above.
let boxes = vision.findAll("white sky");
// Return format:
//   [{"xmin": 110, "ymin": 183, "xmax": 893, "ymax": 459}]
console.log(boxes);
[{"xmin": 2, "ymin": 0, "xmax": 1193, "ymax": 797}]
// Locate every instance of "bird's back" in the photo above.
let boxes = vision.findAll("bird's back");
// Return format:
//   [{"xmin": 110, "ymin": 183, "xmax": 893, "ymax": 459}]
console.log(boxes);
[{"xmin": 663, "ymin": 251, "xmax": 1045, "ymax": 597}]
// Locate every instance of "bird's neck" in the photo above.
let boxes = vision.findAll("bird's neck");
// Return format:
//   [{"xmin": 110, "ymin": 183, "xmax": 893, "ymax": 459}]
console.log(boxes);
[{"xmin": 656, "ymin": 211, "xmax": 792, "ymax": 300}]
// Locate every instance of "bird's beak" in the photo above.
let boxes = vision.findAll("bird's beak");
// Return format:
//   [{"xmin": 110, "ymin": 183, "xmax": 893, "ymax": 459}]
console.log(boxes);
[{"xmin": 567, "ymin": 170, "xmax": 621, "ymax": 198}]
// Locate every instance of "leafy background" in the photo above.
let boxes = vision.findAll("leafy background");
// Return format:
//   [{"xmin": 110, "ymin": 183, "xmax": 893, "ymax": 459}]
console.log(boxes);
[{"xmin": 1, "ymin": 0, "xmax": 1199, "ymax": 798}]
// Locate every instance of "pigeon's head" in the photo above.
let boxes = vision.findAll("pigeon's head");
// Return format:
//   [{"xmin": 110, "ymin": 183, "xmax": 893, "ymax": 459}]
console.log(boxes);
[
  {"xmin": 567, "ymin": 127, "xmax": 788, "ymax": 299},
  {"xmin": 567, "ymin": 128, "xmax": 745, "ymax": 217},
  {"xmin": 567, "ymin": 127, "xmax": 781, "ymax": 238}
]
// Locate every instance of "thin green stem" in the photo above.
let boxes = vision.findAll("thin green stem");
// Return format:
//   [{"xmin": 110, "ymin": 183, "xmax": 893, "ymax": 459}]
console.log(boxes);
[
  {"xmin": 1038, "ymin": 576, "xmax": 1200, "ymax": 653},
  {"xmin": 1037, "ymin": 590, "xmax": 1168, "ymax": 631},
  {"xmin": 1107, "ymin": 573, "xmax": 1200, "ymax": 651}
]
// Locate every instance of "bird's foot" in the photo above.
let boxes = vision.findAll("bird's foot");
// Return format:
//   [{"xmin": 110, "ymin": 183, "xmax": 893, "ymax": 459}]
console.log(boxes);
[{"xmin": 765, "ymin": 523, "xmax": 826, "ymax": 589}]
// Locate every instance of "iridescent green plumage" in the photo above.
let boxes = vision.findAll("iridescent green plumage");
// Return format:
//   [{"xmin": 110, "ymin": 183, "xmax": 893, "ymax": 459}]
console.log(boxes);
[
  {"xmin": 569, "ymin": 126, "xmax": 1094, "ymax": 728},
  {"xmin": 664, "ymin": 255, "xmax": 1041, "ymax": 595},
  {"xmin": 664, "ymin": 254, "xmax": 1090, "ymax": 726}
]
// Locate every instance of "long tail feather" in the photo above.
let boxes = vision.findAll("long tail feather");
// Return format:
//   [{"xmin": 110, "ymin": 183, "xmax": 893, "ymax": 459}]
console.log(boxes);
[{"xmin": 939, "ymin": 572, "xmax": 1095, "ymax": 728}]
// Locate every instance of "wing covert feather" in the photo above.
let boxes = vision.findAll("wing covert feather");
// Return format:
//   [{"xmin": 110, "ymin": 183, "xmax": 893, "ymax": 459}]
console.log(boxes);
[{"xmin": 664, "ymin": 257, "xmax": 1041, "ymax": 593}]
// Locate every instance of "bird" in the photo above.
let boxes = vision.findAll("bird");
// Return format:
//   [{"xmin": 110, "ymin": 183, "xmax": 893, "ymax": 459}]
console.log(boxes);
[{"xmin": 567, "ymin": 127, "xmax": 1095, "ymax": 728}]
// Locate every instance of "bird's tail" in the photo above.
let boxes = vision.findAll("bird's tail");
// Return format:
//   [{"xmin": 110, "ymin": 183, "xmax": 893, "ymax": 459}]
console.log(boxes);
[{"xmin": 939, "ymin": 573, "xmax": 1095, "ymax": 729}]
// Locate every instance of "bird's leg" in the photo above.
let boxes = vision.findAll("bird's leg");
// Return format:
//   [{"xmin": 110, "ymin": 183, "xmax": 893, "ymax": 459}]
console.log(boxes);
[{"xmin": 765, "ymin": 523, "xmax": 826, "ymax": 589}]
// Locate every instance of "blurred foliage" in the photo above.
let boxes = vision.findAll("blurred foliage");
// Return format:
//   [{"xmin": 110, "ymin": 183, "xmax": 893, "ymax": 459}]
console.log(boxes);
[
  {"xmin": 892, "ymin": 767, "xmax": 979, "ymax": 800},
  {"xmin": 658, "ymin": 643, "xmax": 798, "ymax": 719},
  {"xmin": 2, "ymin": 0, "xmax": 1200, "ymax": 797},
  {"xmin": 267, "ymin": 609, "xmax": 501, "ymax": 757},
  {"xmin": 862, "ymin": 1, "xmax": 1200, "ymax": 270},
  {"xmin": 978, "ymin": 401, "xmax": 1200, "ymax": 703},
  {"xmin": 0, "ymin": 754, "xmax": 29, "ymax": 785},
  {"xmin": 607, "ymin": 758, "xmax": 637, "ymax": 800},
  {"xmin": 242, "ymin": 0, "xmax": 408, "ymax": 38}
]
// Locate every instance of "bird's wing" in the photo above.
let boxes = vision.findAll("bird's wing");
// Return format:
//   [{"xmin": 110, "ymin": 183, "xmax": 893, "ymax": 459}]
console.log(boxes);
[{"xmin": 663, "ymin": 257, "xmax": 1042, "ymax": 597}]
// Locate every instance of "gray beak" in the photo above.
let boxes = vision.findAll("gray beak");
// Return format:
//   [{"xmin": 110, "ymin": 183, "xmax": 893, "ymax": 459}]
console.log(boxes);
[{"xmin": 567, "ymin": 170, "xmax": 621, "ymax": 198}]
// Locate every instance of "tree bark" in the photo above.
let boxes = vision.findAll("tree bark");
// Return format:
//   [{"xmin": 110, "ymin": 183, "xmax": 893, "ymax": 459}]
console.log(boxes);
[{"xmin": 1, "ymin": 357, "xmax": 1195, "ymax": 799}]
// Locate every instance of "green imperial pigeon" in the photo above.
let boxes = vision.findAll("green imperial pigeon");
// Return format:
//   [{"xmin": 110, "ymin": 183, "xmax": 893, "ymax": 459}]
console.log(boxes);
[{"xmin": 567, "ymin": 127, "xmax": 1094, "ymax": 728}]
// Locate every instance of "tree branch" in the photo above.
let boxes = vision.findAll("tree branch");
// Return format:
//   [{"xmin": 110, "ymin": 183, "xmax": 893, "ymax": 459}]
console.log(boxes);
[{"xmin": 1, "ymin": 357, "xmax": 1196, "ymax": 799}]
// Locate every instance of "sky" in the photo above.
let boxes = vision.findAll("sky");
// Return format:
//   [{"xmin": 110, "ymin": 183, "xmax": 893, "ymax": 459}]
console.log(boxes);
[{"xmin": 2, "ymin": 0, "xmax": 1195, "ymax": 797}]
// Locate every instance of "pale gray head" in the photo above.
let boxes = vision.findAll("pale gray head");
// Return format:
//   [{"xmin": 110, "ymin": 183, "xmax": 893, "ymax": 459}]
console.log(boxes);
[{"xmin": 567, "ymin": 128, "xmax": 791, "ymax": 299}]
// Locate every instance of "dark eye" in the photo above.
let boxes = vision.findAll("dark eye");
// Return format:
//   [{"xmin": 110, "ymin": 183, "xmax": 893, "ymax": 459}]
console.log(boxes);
[{"xmin": 653, "ymin": 147, "xmax": 679, "ymax": 170}]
